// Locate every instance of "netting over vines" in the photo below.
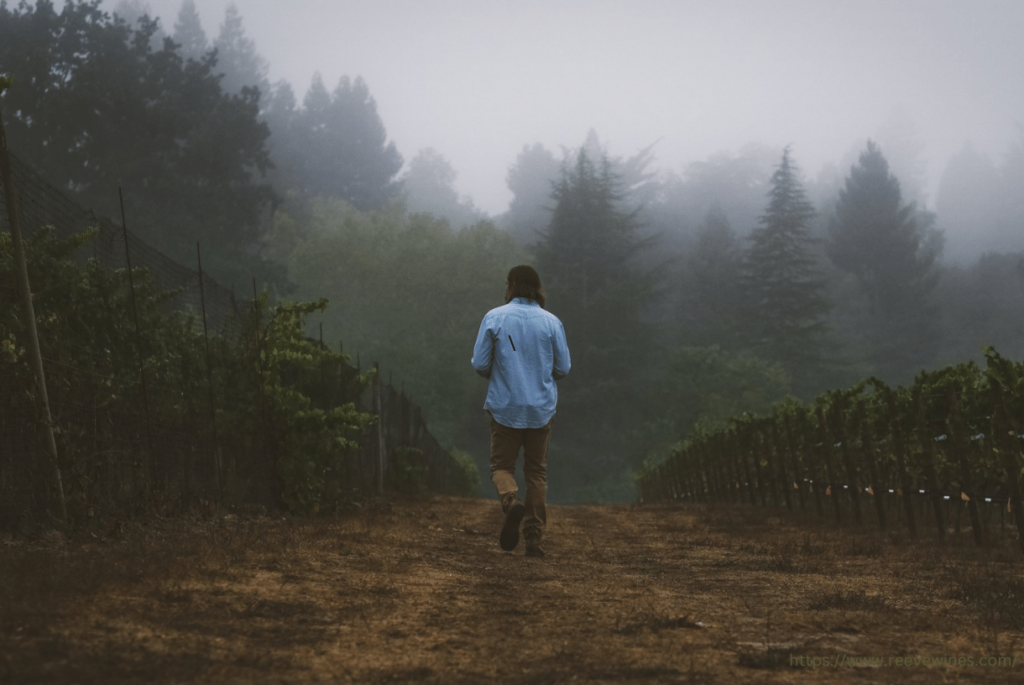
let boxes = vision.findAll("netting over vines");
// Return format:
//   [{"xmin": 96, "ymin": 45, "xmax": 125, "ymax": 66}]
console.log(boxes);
[{"xmin": 1, "ymin": 151, "xmax": 473, "ymax": 530}]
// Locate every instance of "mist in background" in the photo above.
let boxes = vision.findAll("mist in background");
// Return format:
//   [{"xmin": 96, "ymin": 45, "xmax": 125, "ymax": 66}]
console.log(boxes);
[
  {"xmin": 3, "ymin": 0, "xmax": 1023, "ymax": 502},
  {"xmin": 99, "ymin": 0, "xmax": 1024, "ymax": 259}
]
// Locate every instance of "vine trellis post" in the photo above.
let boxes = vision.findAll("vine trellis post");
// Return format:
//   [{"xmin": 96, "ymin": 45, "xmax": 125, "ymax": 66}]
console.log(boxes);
[{"xmin": 0, "ymin": 88, "xmax": 67, "ymax": 523}]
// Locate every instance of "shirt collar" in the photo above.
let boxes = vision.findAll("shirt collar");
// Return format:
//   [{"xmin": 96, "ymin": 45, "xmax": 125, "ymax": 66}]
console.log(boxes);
[{"xmin": 511, "ymin": 297, "xmax": 540, "ymax": 306}]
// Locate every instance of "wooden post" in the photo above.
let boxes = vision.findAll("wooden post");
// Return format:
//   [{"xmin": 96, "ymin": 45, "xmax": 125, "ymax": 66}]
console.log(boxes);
[
  {"xmin": 947, "ymin": 384, "xmax": 983, "ymax": 545},
  {"xmin": 0, "ymin": 87, "xmax": 67, "ymax": 523},
  {"xmin": 912, "ymin": 385, "xmax": 946, "ymax": 540},
  {"xmin": 702, "ymin": 441, "xmax": 719, "ymax": 502},
  {"xmin": 713, "ymin": 439, "xmax": 728, "ymax": 503},
  {"xmin": 886, "ymin": 389, "xmax": 916, "ymax": 537},
  {"xmin": 770, "ymin": 422, "xmax": 793, "ymax": 511},
  {"xmin": 857, "ymin": 399, "xmax": 887, "ymax": 531},
  {"xmin": 747, "ymin": 428, "xmax": 767, "ymax": 507},
  {"xmin": 693, "ymin": 445, "xmax": 706, "ymax": 502},
  {"xmin": 737, "ymin": 429, "xmax": 757, "ymax": 506},
  {"xmin": 756, "ymin": 427, "xmax": 779, "ymax": 507},
  {"xmin": 799, "ymin": 411, "xmax": 825, "ymax": 518},
  {"xmin": 816, "ymin": 406, "xmax": 843, "ymax": 522},
  {"xmin": 373, "ymin": 362, "xmax": 385, "ymax": 495},
  {"xmin": 782, "ymin": 415, "xmax": 806, "ymax": 512},
  {"xmin": 832, "ymin": 402, "xmax": 862, "ymax": 524},
  {"xmin": 670, "ymin": 453, "xmax": 683, "ymax": 501},
  {"xmin": 989, "ymin": 377, "xmax": 1024, "ymax": 556}
]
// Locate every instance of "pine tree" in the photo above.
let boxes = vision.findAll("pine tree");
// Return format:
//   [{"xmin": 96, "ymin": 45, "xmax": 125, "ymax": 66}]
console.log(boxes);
[
  {"xmin": 532, "ymin": 149, "xmax": 665, "ymax": 500},
  {"xmin": 0, "ymin": 0, "xmax": 277, "ymax": 292},
  {"xmin": 173, "ymin": 0, "xmax": 208, "ymax": 62},
  {"xmin": 400, "ymin": 148, "xmax": 485, "ymax": 228},
  {"xmin": 537, "ymin": 151, "xmax": 655, "ymax": 329},
  {"xmin": 677, "ymin": 207, "xmax": 744, "ymax": 349},
  {"xmin": 505, "ymin": 143, "xmax": 561, "ymax": 249},
  {"xmin": 828, "ymin": 140, "xmax": 941, "ymax": 381},
  {"xmin": 742, "ymin": 147, "xmax": 830, "ymax": 382},
  {"xmin": 213, "ymin": 3, "xmax": 268, "ymax": 96},
  {"xmin": 282, "ymin": 73, "xmax": 403, "ymax": 210},
  {"xmin": 112, "ymin": 0, "xmax": 165, "ymax": 50}
]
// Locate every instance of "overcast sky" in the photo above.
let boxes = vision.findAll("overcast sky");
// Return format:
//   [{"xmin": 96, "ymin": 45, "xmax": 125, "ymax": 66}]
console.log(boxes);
[{"xmin": 105, "ymin": 0, "xmax": 1023, "ymax": 215}]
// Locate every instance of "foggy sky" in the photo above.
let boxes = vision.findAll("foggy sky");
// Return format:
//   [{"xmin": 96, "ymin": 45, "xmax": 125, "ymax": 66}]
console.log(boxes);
[{"xmin": 105, "ymin": 0, "xmax": 1023, "ymax": 216}]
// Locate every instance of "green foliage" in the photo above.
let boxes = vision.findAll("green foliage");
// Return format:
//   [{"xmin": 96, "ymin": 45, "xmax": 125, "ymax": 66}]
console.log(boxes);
[
  {"xmin": 742, "ymin": 147, "xmax": 830, "ymax": 384},
  {"xmin": 266, "ymin": 73, "xmax": 403, "ymax": 211},
  {"xmin": 271, "ymin": 197, "xmax": 528, "ymax": 452},
  {"xmin": 0, "ymin": 227, "xmax": 375, "ymax": 519},
  {"xmin": 655, "ymin": 143, "xmax": 779, "ymax": 249},
  {"xmin": 627, "ymin": 346, "xmax": 791, "ymax": 471},
  {"xmin": 449, "ymin": 447, "xmax": 481, "ymax": 497},
  {"xmin": 2, "ymin": 226, "xmax": 226, "ymax": 518},
  {"xmin": 828, "ymin": 141, "xmax": 938, "ymax": 300},
  {"xmin": 827, "ymin": 140, "xmax": 942, "ymax": 383},
  {"xmin": 931, "ymin": 253, "xmax": 1024, "ymax": 367},
  {"xmin": 172, "ymin": 0, "xmax": 208, "ymax": 62},
  {"xmin": 676, "ymin": 208, "xmax": 745, "ymax": 350},
  {"xmin": 400, "ymin": 147, "xmax": 486, "ymax": 229},
  {"xmin": 503, "ymin": 142, "xmax": 562, "ymax": 249},
  {"xmin": 388, "ymin": 446, "xmax": 429, "ymax": 496},
  {"xmin": 244, "ymin": 293, "xmax": 376, "ymax": 514},
  {"xmin": 532, "ymin": 148, "xmax": 667, "ymax": 500},
  {"xmin": 212, "ymin": 3, "xmax": 269, "ymax": 96},
  {"xmin": 636, "ymin": 346, "xmax": 1024, "ymax": 511},
  {"xmin": 0, "ymin": 0, "xmax": 277, "ymax": 292}
]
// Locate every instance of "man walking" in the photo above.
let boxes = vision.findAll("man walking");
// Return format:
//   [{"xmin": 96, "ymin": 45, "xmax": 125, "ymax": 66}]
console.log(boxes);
[{"xmin": 471, "ymin": 266, "xmax": 570, "ymax": 558}]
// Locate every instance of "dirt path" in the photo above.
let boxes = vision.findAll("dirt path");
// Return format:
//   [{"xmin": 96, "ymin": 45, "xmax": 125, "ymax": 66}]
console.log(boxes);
[{"xmin": 2, "ymin": 496, "xmax": 1023, "ymax": 683}]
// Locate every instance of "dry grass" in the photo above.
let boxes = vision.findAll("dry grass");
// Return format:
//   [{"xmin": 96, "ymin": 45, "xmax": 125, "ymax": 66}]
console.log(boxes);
[{"xmin": 1, "ymin": 496, "xmax": 1022, "ymax": 683}]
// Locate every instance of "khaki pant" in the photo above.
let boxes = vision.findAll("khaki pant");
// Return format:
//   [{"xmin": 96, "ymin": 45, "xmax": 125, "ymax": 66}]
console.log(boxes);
[{"xmin": 489, "ymin": 416, "xmax": 553, "ymax": 541}]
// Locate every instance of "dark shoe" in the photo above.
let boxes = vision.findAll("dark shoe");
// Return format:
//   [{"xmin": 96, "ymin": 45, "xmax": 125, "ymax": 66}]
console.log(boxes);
[
  {"xmin": 500, "ymin": 500, "xmax": 526, "ymax": 551},
  {"xmin": 525, "ymin": 539, "xmax": 545, "ymax": 558}
]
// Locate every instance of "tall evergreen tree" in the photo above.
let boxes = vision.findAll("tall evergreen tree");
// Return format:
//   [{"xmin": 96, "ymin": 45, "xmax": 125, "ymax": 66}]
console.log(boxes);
[
  {"xmin": 212, "ymin": 3, "xmax": 268, "ymax": 97},
  {"xmin": 0, "ymin": 0, "xmax": 276, "ymax": 291},
  {"xmin": 676, "ymin": 207, "xmax": 744, "ymax": 349},
  {"xmin": 172, "ymin": 0, "xmax": 207, "ymax": 62},
  {"xmin": 827, "ymin": 140, "xmax": 941, "ymax": 381},
  {"xmin": 400, "ymin": 148, "xmax": 485, "ymax": 228},
  {"xmin": 742, "ymin": 146, "xmax": 830, "ymax": 387},
  {"xmin": 532, "ymin": 149, "xmax": 665, "ymax": 501},
  {"xmin": 504, "ymin": 142, "xmax": 561, "ymax": 249},
  {"xmin": 112, "ymin": 0, "xmax": 164, "ymax": 50},
  {"xmin": 275, "ymin": 73, "xmax": 403, "ymax": 211},
  {"xmin": 578, "ymin": 129, "xmax": 660, "ymax": 212},
  {"xmin": 536, "ymin": 151, "xmax": 658, "ymax": 332}
]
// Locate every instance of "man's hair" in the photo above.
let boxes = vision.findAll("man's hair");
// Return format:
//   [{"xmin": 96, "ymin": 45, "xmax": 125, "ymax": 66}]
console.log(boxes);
[{"xmin": 506, "ymin": 265, "xmax": 546, "ymax": 308}]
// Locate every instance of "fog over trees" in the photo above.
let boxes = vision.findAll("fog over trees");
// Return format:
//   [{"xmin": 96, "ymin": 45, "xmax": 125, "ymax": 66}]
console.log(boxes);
[{"xmin": 3, "ymin": 0, "xmax": 1024, "ymax": 501}]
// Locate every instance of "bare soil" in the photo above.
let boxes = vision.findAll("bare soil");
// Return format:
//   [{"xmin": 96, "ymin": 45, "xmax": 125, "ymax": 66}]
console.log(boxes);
[{"xmin": 2, "ymin": 495, "xmax": 1023, "ymax": 684}]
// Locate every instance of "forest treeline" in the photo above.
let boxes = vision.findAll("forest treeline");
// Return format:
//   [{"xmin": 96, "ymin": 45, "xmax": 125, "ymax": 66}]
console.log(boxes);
[{"xmin": 2, "ymin": 0, "xmax": 1023, "ymax": 502}]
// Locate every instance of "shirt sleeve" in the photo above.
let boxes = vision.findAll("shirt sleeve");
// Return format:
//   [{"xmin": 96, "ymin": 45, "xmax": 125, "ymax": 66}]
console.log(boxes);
[
  {"xmin": 552, "ymin": 319, "xmax": 571, "ymax": 381},
  {"xmin": 470, "ymin": 314, "xmax": 495, "ymax": 379}
]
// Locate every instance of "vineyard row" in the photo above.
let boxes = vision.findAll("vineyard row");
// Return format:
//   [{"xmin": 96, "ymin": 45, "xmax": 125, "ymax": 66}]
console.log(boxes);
[{"xmin": 635, "ymin": 348, "xmax": 1024, "ymax": 555}]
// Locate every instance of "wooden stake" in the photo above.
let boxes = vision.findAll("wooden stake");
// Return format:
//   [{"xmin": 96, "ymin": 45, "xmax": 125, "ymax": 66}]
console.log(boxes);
[{"xmin": 0, "ymin": 89, "xmax": 67, "ymax": 523}]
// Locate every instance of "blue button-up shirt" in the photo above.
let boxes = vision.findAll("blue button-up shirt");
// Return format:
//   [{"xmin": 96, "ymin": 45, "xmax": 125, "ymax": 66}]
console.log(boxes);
[{"xmin": 471, "ymin": 297, "xmax": 571, "ymax": 429}]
